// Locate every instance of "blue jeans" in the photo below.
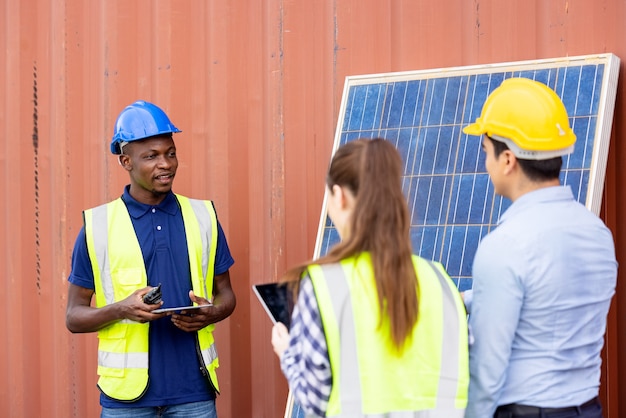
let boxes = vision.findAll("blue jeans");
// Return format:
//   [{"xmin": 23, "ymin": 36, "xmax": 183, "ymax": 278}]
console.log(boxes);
[{"xmin": 101, "ymin": 400, "xmax": 217, "ymax": 418}]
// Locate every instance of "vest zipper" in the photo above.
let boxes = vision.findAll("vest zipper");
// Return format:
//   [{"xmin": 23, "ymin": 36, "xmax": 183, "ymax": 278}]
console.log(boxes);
[{"xmin": 196, "ymin": 335, "xmax": 219, "ymax": 394}]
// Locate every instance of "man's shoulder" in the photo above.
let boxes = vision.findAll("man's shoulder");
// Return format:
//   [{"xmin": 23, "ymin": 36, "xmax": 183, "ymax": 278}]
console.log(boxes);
[
  {"xmin": 174, "ymin": 193, "xmax": 213, "ymax": 204},
  {"xmin": 475, "ymin": 224, "xmax": 523, "ymax": 264},
  {"xmin": 83, "ymin": 197, "xmax": 123, "ymax": 212}
]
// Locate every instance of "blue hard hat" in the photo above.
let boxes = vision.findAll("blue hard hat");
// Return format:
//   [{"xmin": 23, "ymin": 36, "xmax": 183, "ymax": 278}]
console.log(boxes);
[{"xmin": 110, "ymin": 100, "xmax": 181, "ymax": 154}]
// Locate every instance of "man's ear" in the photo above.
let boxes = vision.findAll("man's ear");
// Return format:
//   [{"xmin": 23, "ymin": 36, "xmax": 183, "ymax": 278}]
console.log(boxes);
[
  {"xmin": 501, "ymin": 150, "xmax": 517, "ymax": 175},
  {"xmin": 118, "ymin": 154, "xmax": 132, "ymax": 171}
]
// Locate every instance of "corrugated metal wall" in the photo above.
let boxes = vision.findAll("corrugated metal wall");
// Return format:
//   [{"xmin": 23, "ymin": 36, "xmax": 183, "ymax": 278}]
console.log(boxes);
[{"xmin": 1, "ymin": 0, "xmax": 624, "ymax": 417}]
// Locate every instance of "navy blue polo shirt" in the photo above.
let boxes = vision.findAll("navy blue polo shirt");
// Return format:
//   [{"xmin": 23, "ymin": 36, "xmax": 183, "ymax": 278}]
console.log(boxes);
[{"xmin": 68, "ymin": 187, "xmax": 234, "ymax": 407}]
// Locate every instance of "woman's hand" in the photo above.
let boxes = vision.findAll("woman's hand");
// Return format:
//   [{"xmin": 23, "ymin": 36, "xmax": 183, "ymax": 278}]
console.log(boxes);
[{"xmin": 271, "ymin": 322, "xmax": 290, "ymax": 359}]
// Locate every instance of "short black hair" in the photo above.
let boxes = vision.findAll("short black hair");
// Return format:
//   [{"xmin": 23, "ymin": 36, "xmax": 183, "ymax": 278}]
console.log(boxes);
[{"xmin": 488, "ymin": 136, "xmax": 562, "ymax": 181}]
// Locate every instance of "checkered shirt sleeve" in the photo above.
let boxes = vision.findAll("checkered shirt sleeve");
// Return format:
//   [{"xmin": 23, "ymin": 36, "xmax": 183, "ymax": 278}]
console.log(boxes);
[{"xmin": 280, "ymin": 276, "xmax": 332, "ymax": 417}]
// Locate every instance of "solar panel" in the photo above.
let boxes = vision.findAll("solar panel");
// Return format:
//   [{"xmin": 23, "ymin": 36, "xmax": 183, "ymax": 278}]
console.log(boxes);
[
  {"xmin": 286, "ymin": 53, "xmax": 620, "ymax": 418},
  {"xmin": 316, "ymin": 53, "xmax": 619, "ymax": 291}
]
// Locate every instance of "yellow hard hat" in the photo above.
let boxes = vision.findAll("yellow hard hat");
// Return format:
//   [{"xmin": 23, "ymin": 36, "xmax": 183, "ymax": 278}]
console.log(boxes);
[{"xmin": 463, "ymin": 77, "xmax": 576, "ymax": 160}]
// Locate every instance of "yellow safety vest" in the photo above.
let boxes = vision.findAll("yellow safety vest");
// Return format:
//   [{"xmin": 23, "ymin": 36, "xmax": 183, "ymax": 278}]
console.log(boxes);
[
  {"xmin": 308, "ymin": 253, "xmax": 469, "ymax": 417},
  {"xmin": 83, "ymin": 194, "xmax": 220, "ymax": 401}
]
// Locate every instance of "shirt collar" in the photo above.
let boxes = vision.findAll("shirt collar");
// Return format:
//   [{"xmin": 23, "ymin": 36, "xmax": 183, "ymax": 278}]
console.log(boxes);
[
  {"xmin": 121, "ymin": 185, "xmax": 180, "ymax": 219},
  {"xmin": 499, "ymin": 185, "xmax": 574, "ymax": 224}
]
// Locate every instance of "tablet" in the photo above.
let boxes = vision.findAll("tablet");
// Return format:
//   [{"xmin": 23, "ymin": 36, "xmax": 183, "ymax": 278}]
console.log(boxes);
[
  {"xmin": 153, "ymin": 304, "xmax": 211, "ymax": 314},
  {"xmin": 252, "ymin": 282, "xmax": 294, "ymax": 328}
]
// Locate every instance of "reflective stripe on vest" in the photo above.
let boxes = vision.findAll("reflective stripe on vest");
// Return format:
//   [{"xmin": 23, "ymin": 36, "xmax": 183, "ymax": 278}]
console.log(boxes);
[
  {"xmin": 98, "ymin": 350, "xmax": 149, "ymax": 369},
  {"xmin": 309, "ymin": 255, "xmax": 468, "ymax": 418},
  {"xmin": 178, "ymin": 196, "xmax": 221, "ymax": 393},
  {"xmin": 84, "ymin": 194, "xmax": 220, "ymax": 400}
]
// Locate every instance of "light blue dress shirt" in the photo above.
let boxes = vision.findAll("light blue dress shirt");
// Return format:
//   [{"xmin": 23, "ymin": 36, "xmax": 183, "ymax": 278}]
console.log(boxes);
[{"xmin": 465, "ymin": 186, "xmax": 617, "ymax": 418}]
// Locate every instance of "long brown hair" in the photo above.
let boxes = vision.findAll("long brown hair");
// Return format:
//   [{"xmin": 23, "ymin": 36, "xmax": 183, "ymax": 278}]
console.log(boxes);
[{"xmin": 283, "ymin": 138, "xmax": 418, "ymax": 350}]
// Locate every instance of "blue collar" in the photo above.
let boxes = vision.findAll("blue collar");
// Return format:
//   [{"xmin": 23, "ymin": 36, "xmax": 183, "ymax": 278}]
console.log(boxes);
[{"xmin": 120, "ymin": 186, "xmax": 180, "ymax": 219}]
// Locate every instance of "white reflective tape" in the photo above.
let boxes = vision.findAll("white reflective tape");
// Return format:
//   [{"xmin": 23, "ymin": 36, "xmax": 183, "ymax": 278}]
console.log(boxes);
[
  {"xmin": 320, "ymin": 263, "xmax": 362, "ymax": 416},
  {"xmin": 188, "ymin": 198, "xmax": 212, "ymax": 295},
  {"xmin": 327, "ymin": 407, "xmax": 464, "ymax": 418},
  {"xmin": 91, "ymin": 204, "xmax": 115, "ymax": 305},
  {"xmin": 426, "ymin": 261, "xmax": 461, "ymax": 411},
  {"xmin": 98, "ymin": 350, "xmax": 148, "ymax": 369},
  {"xmin": 200, "ymin": 343, "xmax": 218, "ymax": 365},
  {"xmin": 365, "ymin": 409, "xmax": 465, "ymax": 418}
]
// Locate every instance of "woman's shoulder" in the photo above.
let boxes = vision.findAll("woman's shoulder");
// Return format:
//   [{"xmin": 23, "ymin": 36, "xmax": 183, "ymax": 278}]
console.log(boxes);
[{"xmin": 411, "ymin": 254, "xmax": 443, "ymax": 269}]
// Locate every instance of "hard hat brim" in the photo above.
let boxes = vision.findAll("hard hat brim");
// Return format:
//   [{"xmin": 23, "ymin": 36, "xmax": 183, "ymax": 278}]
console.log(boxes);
[{"xmin": 462, "ymin": 122, "xmax": 485, "ymax": 137}]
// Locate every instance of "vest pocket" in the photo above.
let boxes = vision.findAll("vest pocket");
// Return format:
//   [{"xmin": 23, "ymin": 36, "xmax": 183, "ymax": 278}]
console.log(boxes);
[
  {"xmin": 98, "ymin": 324, "xmax": 128, "ymax": 377},
  {"xmin": 100, "ymin": 322, "xmax": 128, "ymax": 339},
  {"xmin": 98, "ymin": 363, "xmax": 125, "ymax": 378},
  {"xmin": 111, "ymin": 267, "xmax": 145, "ymax": 298}
]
